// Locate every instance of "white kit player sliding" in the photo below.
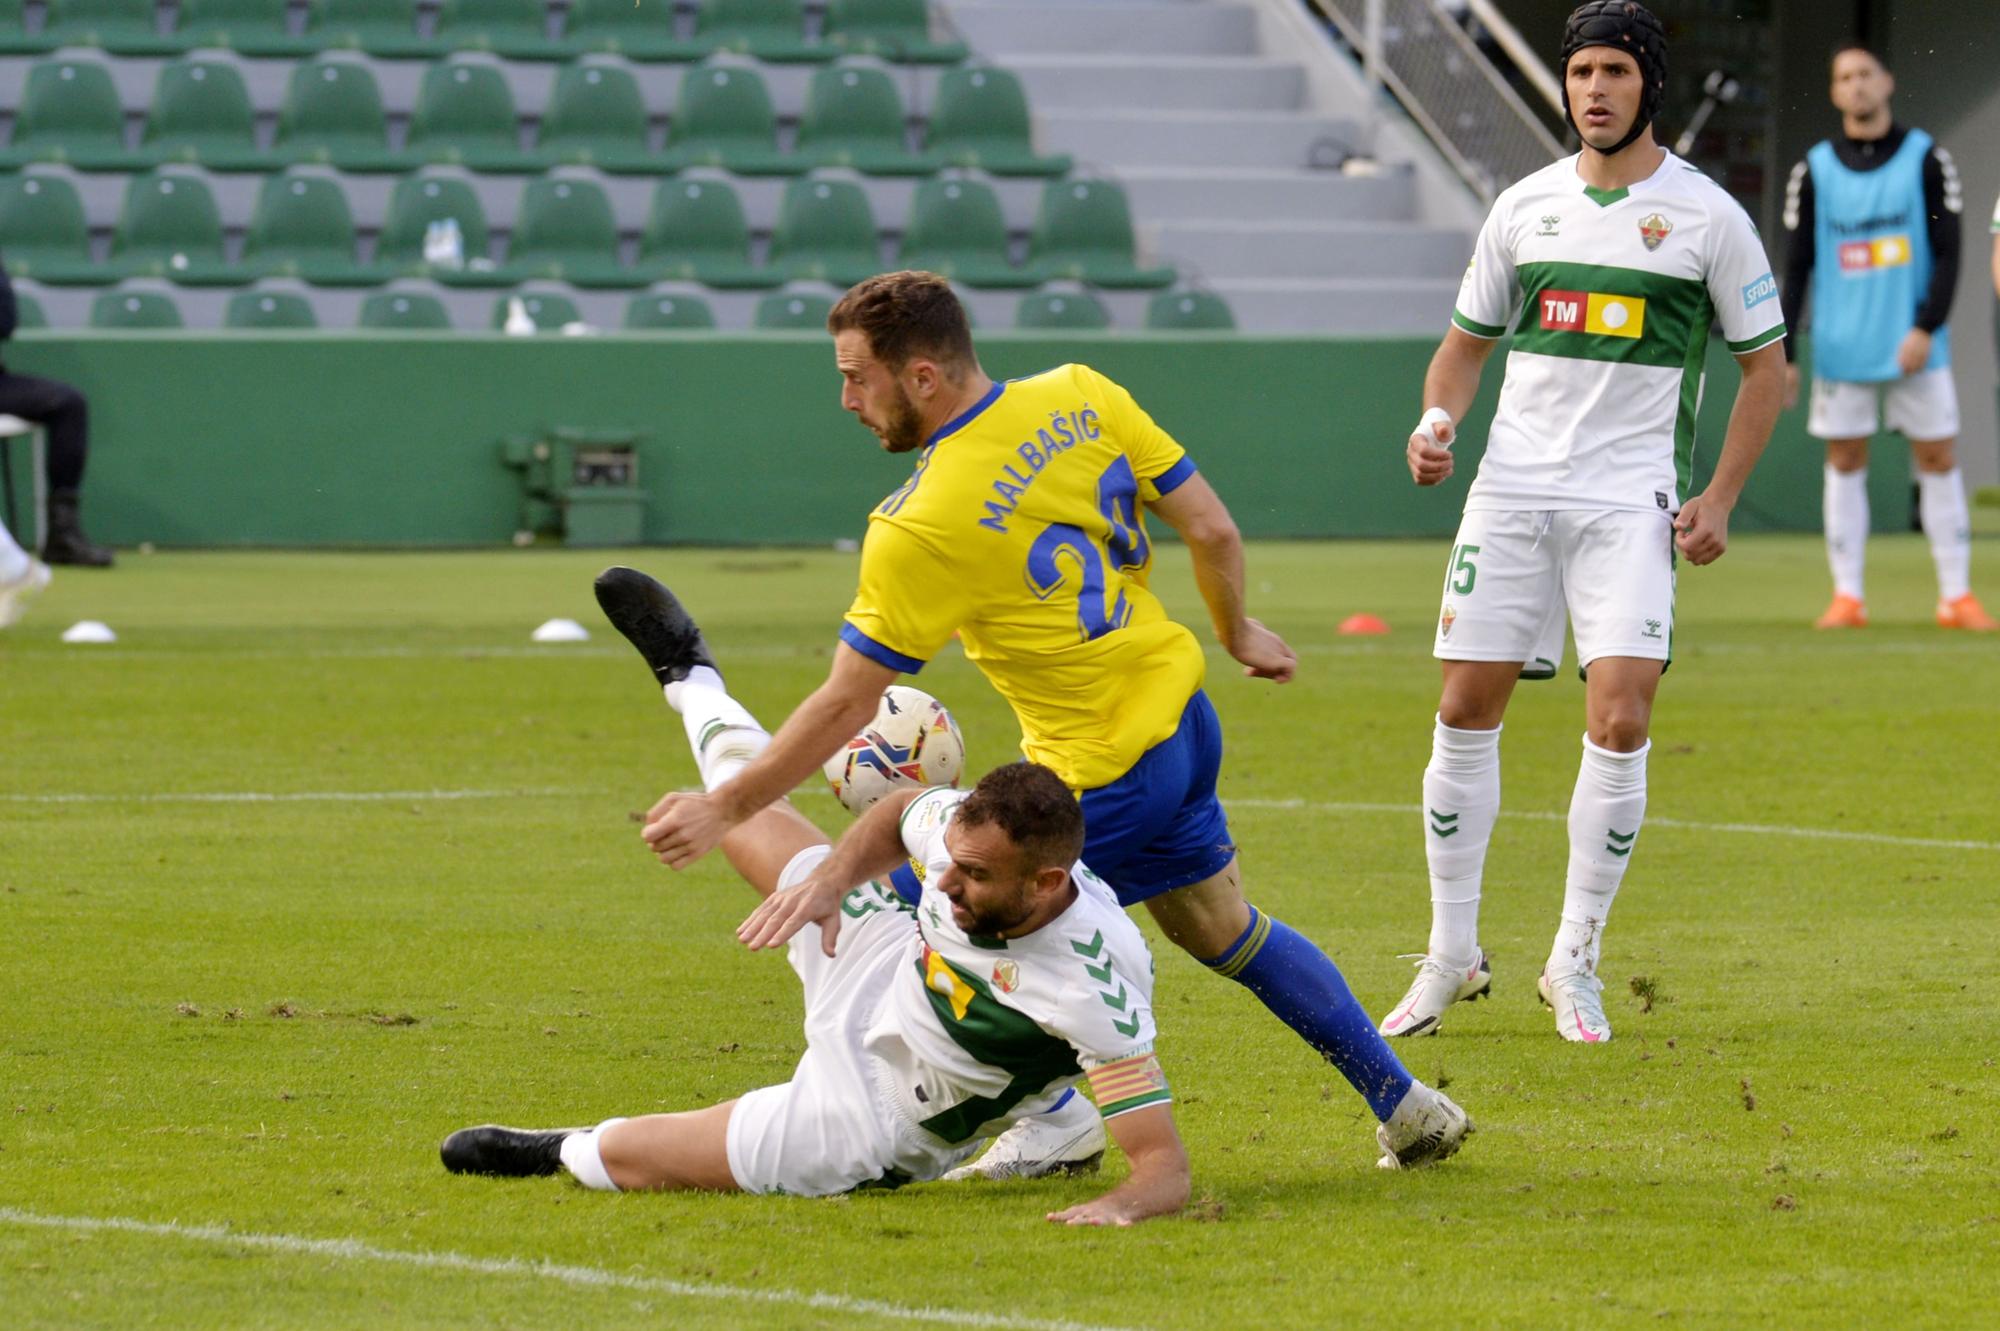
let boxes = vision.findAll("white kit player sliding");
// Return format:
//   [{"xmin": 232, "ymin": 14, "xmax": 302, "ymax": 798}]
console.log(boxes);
[{"xmin": 1378, "ymin": 1, "xmax": 1786, "ymax": 1043}]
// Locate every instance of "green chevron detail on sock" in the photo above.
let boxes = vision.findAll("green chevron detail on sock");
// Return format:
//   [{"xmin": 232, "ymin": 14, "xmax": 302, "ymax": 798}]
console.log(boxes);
[
  {"xmin": 697, "ymin": 720, "xmax": 731, "ymax": 750},
  {"xmin": 1606, "ymin": 828, "xmax": 1637, "ymax": 857},
  {"xmin": 1429, "ymin": 808, "xmax": 1461, "ymax": 838}
]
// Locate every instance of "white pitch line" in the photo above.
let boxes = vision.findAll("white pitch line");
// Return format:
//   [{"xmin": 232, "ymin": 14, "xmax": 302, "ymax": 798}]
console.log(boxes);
[
  {"xmin": 1224, "ymin": 798, "xmax": 2000, "ymax": 853},
  {"xmin": 0, "ymin": 1208, "xmax": 1145, "ymax": 1331},
  {"xmin": 0, "ymin": 787, "xmax": 589, "ymax": 806}
]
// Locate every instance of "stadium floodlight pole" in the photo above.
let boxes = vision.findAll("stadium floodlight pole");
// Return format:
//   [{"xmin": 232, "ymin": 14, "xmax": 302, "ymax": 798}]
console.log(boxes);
[{"xmin": 1673, "ymin": 69, "xmax": 1741, "ymax": 157}]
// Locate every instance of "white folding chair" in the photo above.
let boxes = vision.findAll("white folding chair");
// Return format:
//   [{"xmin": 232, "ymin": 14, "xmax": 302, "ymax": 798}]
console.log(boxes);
[{"xmin": 0, "ymin": 414, "xmax": 49, "ymax": 551}]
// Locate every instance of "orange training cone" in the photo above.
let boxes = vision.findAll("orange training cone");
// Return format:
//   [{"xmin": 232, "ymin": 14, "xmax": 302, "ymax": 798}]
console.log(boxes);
[{"xmin": 1337, "ymin": 613, "xmax": 1390, "ymax": 636}]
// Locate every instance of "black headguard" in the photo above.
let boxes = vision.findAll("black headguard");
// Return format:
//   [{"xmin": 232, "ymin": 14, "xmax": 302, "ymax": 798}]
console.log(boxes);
[{"xmin": 1560, "ymin": 1, "xmax": 1668, "ymax": 155}]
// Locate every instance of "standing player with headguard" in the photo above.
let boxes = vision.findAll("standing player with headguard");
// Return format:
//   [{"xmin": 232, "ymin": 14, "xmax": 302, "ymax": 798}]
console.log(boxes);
[
  {"xmin": 1780, "ymin": 44, "xmax": 1991, "ymax": 632},
  {"xmin": 639, "ymin": 270, "xmax": 1469, "ymax": 1175},
  {"xmin": 1379, "ymin": 1, "xmax": 1786, "ymax": 1043}
]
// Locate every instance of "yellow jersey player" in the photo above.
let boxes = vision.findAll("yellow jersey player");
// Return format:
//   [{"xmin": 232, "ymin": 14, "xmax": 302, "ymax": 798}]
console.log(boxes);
[{"xmin": 641, "ymin": 271, "xmax": 1470, "ymax": 1176}]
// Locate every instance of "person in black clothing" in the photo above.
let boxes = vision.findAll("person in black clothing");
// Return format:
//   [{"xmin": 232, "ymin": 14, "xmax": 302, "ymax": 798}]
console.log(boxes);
[
  {"xmin": 1778, "ymin": 43, "xmax": 1988, "ymax": 631},
  {"xmin": 0, "ymin": 259, "xmax": 113, "ymax": 566}
]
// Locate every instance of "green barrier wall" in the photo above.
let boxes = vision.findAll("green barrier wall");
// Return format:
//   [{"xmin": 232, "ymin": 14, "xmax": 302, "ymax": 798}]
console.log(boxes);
[{"xmin": 1, "ymin": 332, "xmax": 1906, "ymax": 546}]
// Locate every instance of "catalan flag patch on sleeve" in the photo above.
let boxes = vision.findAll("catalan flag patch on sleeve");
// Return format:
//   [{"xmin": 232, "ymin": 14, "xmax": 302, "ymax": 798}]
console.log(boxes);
[{"xmin": 1085, "ymin": 1052, "xmax": 1172, "ymax": 1118}]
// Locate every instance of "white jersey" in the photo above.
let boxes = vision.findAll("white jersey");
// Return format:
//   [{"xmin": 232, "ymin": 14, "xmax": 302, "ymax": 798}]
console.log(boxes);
[
  {"xmin": 1451, "ymin": 151, "xmax": 1787, "ymax": 514},
  {"xmin": 862, "ymin": 788, "xmax": 1168, "ymax": 1144}
]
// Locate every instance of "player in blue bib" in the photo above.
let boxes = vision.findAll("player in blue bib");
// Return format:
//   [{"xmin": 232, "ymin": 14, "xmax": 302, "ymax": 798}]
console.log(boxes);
[{"xmin": 1779, "ymin": 43, "xmax": 1993, "ymax": 632}]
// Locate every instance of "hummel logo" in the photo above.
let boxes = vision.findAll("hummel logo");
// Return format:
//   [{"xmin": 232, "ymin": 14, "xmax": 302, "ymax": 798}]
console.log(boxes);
[
  {"xmin": 1643, "ymin": 618, "xmax": 1663, "ymax": 639},
  {"xmin": 1429, "ymin": 809, "xmax": 1460, "ymax": 838},
  {"xmin": 1605, "ymin": 828, "xmax": 1636, "ymax": 857},
  {"xmin": 1538, "ymin": 214, "xmax": 1561, "ymax": 236}
]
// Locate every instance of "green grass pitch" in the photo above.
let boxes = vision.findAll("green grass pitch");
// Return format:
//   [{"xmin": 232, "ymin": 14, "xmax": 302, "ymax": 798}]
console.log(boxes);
[{"xmin": 2, "ymin": 535, "xmax": 1996, "ymax": 1329}]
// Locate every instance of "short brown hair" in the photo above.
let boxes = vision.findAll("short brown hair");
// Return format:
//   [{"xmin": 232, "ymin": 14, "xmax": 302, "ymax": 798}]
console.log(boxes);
[
  {"xmin": 1831, "ymin": 42, "xmax": 1888, "ymax": 73},
  {"xmin": 826, "ymin": 270, "xmax": 976, "ymax": 372},
  {"xmin": 955, "ymin": 763, "xmax": 1084, "ymax": 874}
]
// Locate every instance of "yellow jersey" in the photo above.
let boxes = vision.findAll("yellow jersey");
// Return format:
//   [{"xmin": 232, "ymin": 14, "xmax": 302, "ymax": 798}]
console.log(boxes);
[{"xmin": 842, "ymin": 363, "xmax": 1206, "ymax": 790}]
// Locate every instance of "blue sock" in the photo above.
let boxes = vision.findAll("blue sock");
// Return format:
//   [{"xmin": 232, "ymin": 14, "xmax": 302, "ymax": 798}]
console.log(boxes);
[{"xmin": 1204, "ymin": 906, "xmax": 1414, "ymax": 1121}]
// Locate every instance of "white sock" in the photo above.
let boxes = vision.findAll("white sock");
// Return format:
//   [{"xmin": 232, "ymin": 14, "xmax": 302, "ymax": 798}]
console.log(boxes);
[
  {"xmin": 558, "ymin": 1117, "xmax": 628, "ymax": 1192},
  {"xmin": 1823, "ymin": 465, "xmax": 1869, "ymax": 600},
  {"xmin": 1918, "ymin": 467, "xmax": 1972, "ymax": 602},
  {"xmin": 1550, "ymin": 736, "xmax": 1649, "ymax": 979},
  {"xmin": 0, "ymin": 521, "xmax": 29, "ymax": 583},
  {"xmin": 670, "ymin": 680, "xmax": 771, "ymax": 792},
  {"xmin": 661, "ymin": 663, "xmax": 724, "ymax": 711},
  {"xmin": 1422, "ymin": 718, "xmax": 1501, "ymax": 967}
]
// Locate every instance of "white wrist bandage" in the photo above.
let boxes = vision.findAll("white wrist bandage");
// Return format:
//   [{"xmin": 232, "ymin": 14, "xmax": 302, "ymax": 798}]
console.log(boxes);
[{"xmin": 1418, "ymin": 407, "xmax": 1453, "ymax": 447}]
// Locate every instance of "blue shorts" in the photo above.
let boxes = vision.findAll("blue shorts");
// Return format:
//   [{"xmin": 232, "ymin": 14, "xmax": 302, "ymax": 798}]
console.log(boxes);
[
  {"xmin": 885, "ymin": 690, "xmax": 1236, "ymax": 910},
  {"xmin": 1078, "ymin": 690, "xmax": 1236, "ymax": 906}
]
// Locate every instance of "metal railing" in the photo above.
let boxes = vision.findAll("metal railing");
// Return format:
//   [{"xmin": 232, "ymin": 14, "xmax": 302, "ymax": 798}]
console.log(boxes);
[{"xmin": 1306, "ymin": 0, "xmax": 1565, "ymax": 203}]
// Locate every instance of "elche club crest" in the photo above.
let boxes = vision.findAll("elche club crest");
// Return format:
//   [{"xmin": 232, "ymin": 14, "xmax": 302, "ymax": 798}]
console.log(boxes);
[
  {"xmin": 1440, "ymin": 604, "xmax": 1457, "ymax": 638},
  {"xmin": 1639, "ymin": 213, "xmax": 1673, "ymax": 251},
  {"xmin": 990, "ymin": 959, "xmax": 1021, "ymax": 993}
]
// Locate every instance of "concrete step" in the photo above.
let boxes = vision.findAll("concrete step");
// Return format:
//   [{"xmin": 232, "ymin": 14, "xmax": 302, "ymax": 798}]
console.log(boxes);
[
  {"xmin": 1036, "ymin": 111, "xmax": 1368, "ymax": 170},
  {"xmin": 1150, "ymin": 220, "xmax": 1470, "ymax": 279},
  {"xmin": 1005, "ymin": 56, "xmax": 1306, "ymax": 113},
  {"xmin": 1120, "ymin": 166, "xmax": 1418, "ymax": 225},
  {"xmin": 945, "ymin": 2, "xmax": 1260, "ymax": 57},
  {"xmin": 1204, "ymin": 277, "xmax": 1459, "ymax": 334}
]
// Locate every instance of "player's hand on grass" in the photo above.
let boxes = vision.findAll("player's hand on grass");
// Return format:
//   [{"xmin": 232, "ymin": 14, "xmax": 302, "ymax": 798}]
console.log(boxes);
[
  {"xmin": 1046, "ymin": 1196, "xmax": 1145, "ymax": 1228},
  {"xmin": 1227, "ymin": 617, "xmax": 1296, "ymax": 683},
  {"xmin": 1674, "ymin": 493, "xmax": 1731, "ymax": 566},
  {"xmin": 1895, "ymin": 328, "xmax": 1932, "ymax": 377},
  {"xmin": 1407, "ymin": 411, "xmax": 1455, "ymax": 486},
  {"xmin": 642, "ymin": 790, "xmax": 731, "ymax": 869},
  {"xmin": 1782, "ymin": 363, "xmax": 1801, "ymax": 410},
  {"xmin": 737, "ymin": 873, "xmax": 846, "ymax": 956}
]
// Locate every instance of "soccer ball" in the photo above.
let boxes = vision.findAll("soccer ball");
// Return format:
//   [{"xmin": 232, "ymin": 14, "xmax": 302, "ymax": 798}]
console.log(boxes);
[{"xmin": 823, "ymin": 686, "xmax": 966, "ymax": 814}]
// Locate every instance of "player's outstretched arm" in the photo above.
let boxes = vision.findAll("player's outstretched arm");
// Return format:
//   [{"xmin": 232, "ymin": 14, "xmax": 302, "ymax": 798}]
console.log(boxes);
[
  {"xmin": 1148, "ymin": 474, "xmax": 1296, "ymax": 682},
  {"xmin": 1046, "ymin": 1104, "xmax": 1190, "ymax": 1228},
  {"xmin": 736, "ymin": 788, "xmax": 923, "ymax": 955},
  {"xmin": 1407, "ymin": 327, "xmax": 1498, "ymax": 486},
  {"xmin": 644, "ymin": 645, "xmax": 897, "ymax": 869},
  {"xmin": 1676, "ymin": 341, "xmax": 1787, "ymax": 566}
]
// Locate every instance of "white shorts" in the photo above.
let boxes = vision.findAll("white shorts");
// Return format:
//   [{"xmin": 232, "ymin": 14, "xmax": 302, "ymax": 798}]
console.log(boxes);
[
  {"xmin": 724, "ymin": 847, "xmax": 975, "ymax": 1196},
  {"xmin": 1433, "ymin": 509, "xmax": 1675, "ymax": 672},
  {"xmin": 1807, "ymin": 368, "xmax": 1959, "ymax": 442}
]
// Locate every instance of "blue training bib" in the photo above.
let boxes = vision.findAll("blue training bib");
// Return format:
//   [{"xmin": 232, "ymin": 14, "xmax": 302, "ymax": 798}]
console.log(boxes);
[{"xmin": 1807, "ymin": 128, "xmax": 1949, "ymax": 383}]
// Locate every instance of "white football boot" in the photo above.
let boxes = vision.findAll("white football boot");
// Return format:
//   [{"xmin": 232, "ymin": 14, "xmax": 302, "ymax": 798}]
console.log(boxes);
[
  {"xmin": 1375, "ymin": 1083, "xmax": 1473, "ymax": 1170},
  {"xmin": 1377, "ymin": 951, "xmax": 1492, "ymax": 1037},
  {"xmin": 0, "ymin": 558, "xmax": 51, "ymax": 629},
  {"xmin": 1538, "ymin": 969, "xmax": 1612, "ymax": 1043},
  {"xmin": 941, "ymin": 1093, "xmax": 1105, "ymax": 1182}
]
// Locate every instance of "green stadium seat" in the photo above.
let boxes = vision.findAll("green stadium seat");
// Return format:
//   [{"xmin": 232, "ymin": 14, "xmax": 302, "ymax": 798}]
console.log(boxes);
[
  {"xmin": 433, "ymin": 0, "xmax": 570, "ymax": 60},
  {"xmin": 275, "ymin": 58, "xmax": 411, "ymax": 171},
  {"xmin": 0, "ymin": 58, "xmax": 152, "ymax": 171},
  {"xmin": 244, "ymin": 172, "xmax": 386, "ymax": 285},
  {"xmin": 637, "ymin": 178, "xmax": 775, "ymax": 288},
  {"xmin": 565, "ymin": 0, "xmax": 703, "ymax": 61},
  {"xmin": 694, "ymin": 0, "xmax": 824, "ymax": 63},
  {"xmin": 927, "ymin": 67, "xmax": 1070, "ymax": 177},
  {"xmin": 309, "ymin": 0, "xmax": 437, "ymax": 58},
  {"xmin": 12, "ymin": 290, "xmax": 49, "ymax": 327},
  {"xmin": 111, "ymin": 171, "xmax": 243, "ymax": 284},
  {"xmin": 144, "ymin": 59, "xmax": 276, "ymax": 171},
  {"xmin": 824, "ymin": 0, "xmax": 967, "ymax": 64},
  {"xmin": 1015, "ymin": 290, "xmax": 1110, "ymax": 330},
  {"xmin": 897, "ymin": 177, "xmax": 1039, "ymax": 288},
  {"xmin": 358, "ymin": 290, "xmax": 454, "ymax": 328},
  {"xmin": 769, "ymin": 178, "xmax": 882, "ymax": 285},
  {"xmin": 753, "ymin": 290, "xmax": 834, "ymax": 329},
  {"xmin": 490, "ymin": 291, "xmax": 582, "ymax": 330},
  {"xmin": 794, "ymin": 65, "xmax": 938, "ymax": 175},
  {"xmin": 377, "ymin": 173, "xmax": 501, "ymax": 281},
  {"xmin": 1029, "ymin": 179, "xmax": 1175, "ymax": 289},
  {"xmin": 91, "ymin": 289, "xmax": 186, "ymax": 327},
  {"xmin": 1146, "ymin": 289, "xmax": 1235, "ymax": 331},
  {"xmin": 407, "ymin": 61, "xmax": 543, "ymax": 172},
  {"xmin": 41, "ymin": 0, "xmax": 184, "ymax": 56},
  {"xmin": 538, "ymin": 63, "xmax": 658, "ymax": 173},
  {"xmin": 225, "ymin": 289, "xmax": 319, "ymax": 327},
  {"xmin": 0, "ymin": 0, "xmax": 60, "ymax": 53},
  {"xmin": 178, "ymin": 0, "xmax": 322, "ymax": 57},
  {"xmin": 624, "ymin": 293, "xmax": 717, "ymax": 329},
  {"xmin": 509, "ymin": 177, "xmax": 631, "ymax": 286},
  {"xmin": 0, "ymin": 175, "xmax": 103, "ymax": 285},
  {"xmin": 661, "ymin": 65, "xmax": 796, "ymax": 174}
]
